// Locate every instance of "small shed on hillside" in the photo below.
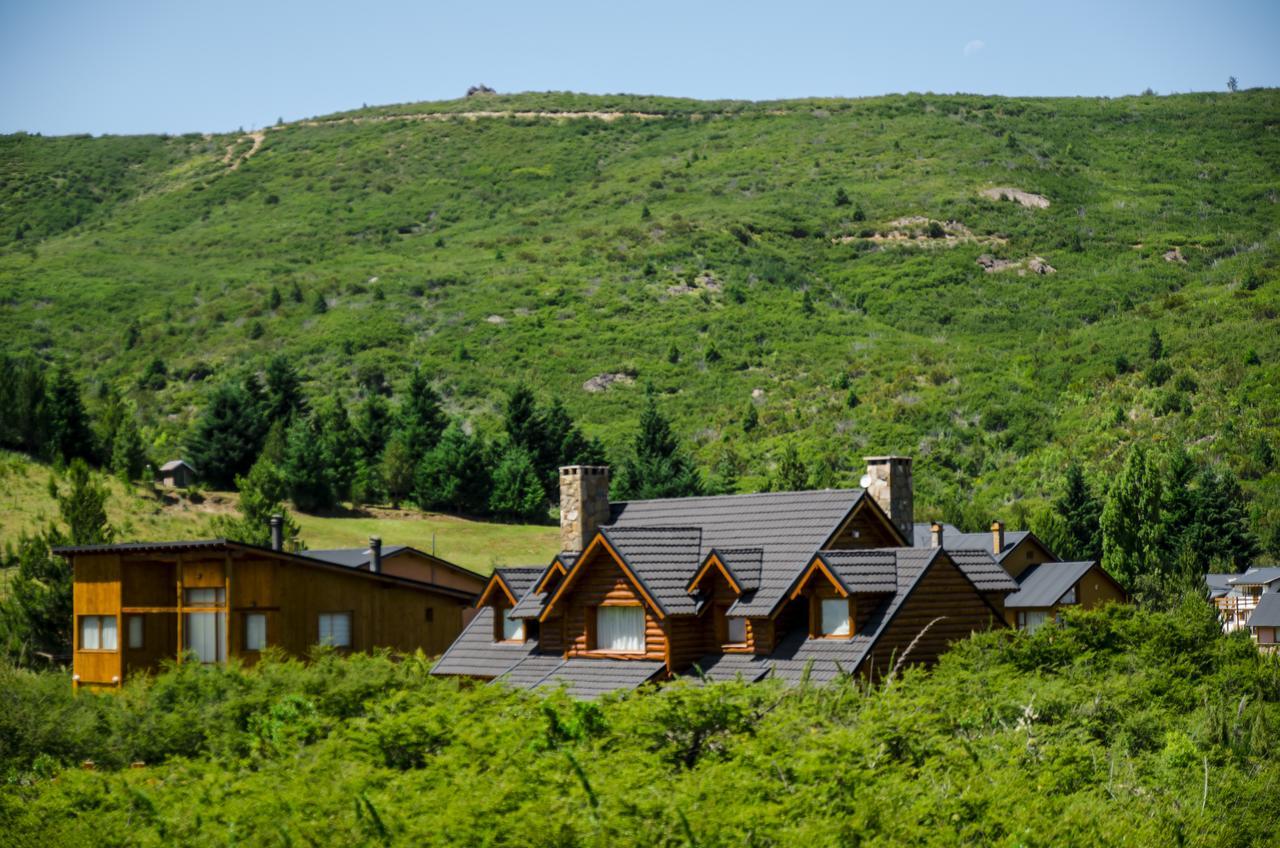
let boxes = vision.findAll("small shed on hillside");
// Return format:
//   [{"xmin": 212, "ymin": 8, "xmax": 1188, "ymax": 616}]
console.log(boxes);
[{"xmin": 157, "ymin": 460, "xmax": 196, "ymax": 489}]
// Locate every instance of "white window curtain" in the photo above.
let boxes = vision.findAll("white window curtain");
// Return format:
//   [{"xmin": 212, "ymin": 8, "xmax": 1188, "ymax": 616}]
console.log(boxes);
[
  {"xmin": 245, "ymin": 613, "xmax": 267, "ymax": 651},
  {"xmin": 100, "ymin": 615, "xmax": 118, "ymax": 650},
  {"xmin": 128, "ymin": 615, "xmax": 143, "ymax": 649},
  {"xmin": 184, "ymin": 587, "xmax": 225, "ymax": 606},
  {"xmin": 1021, "ymin": 610, "xmax": 1049, "ymax": 634},
  {"xmin": 726, "ymin": 616, "xmax": 747, "ymax": 644},
  {"xmin": 597, "ymin": 606, "xmax": 644, "ymax": 652},
  {"xmin": 184, "ymin": 613, "xmax": 225, "ymax": 663},
  {"xmin": 80, "ymin": 616, "xmax": 101, "ymax": 650},
  {"xmin": 319, "ymin": 613, "xmax": 352, "ymax": 647},
  {"xmin": 821, "ymin": 598, "xmax": 850, "ymax": 637},
  {"xmin": 502, "ymin": 613, "xmax": 524, "ymax": 641}
]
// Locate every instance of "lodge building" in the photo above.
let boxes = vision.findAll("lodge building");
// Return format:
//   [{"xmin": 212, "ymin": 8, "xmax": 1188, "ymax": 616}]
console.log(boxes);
[{"xmin": 431, "ymin": 457, "xmax": 1126, "ymax": 697}]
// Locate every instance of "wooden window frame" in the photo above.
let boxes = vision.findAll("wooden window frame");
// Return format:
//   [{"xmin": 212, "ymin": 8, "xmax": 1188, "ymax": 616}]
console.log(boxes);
[
  {"xmin": 591, "ymin": 602, "xmax": 646, "ymax": 655},
  {"xmin": 78, "ymin": 614, "xmax": 119, "ymax": 653}
]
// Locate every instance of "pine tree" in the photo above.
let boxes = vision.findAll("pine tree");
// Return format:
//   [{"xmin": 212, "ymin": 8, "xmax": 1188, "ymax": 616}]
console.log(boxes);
[
  {"xmin": 742, "ymin": 402, "xmax": 758, "ymax": 433},
  {"xmin": 1148, "ymin": 327, "xmax": 1164, "ymax": 361},
  {"xmin": 0, "ymin": 354, "xmax": 49, "ymax": 454},
  {"xmin": 289, "ymin": 280, "xmax": 304, "ymax": 303},
  {"xmin": 414, "ymin": 423, "xmax": 489, "ymax": 515},
  {"xmin": 381, "ymin": 432, "xmax": 416, "ymax": 508},
  {"xmin": 398, "ymin": 368, "xmax": 447, "ymax": 467},
  {"xmin": 834, "ymin": 187, "xmax": 851, "ymax": 207},
  {"xmin": 1, "ymin": 528, "xmax": 73, "ymax": 663},
  {"xmin": 614, "ymin": 386, "xmax": 703, "ymax": 500},
  {"xmin": 268, "ymin": 286, "xmax": 282, "ymax": 310},
  {"xmin": 772, "ymin": 442, "xmax": 809, "ymax": 492},
  {"xmin": 312, "ymin": 291, "xmax": 328, "ymax": 314},
  {"xmin": 44, "ymin": 366, "xmax": 93, "ymax": 465},
  {"xmin": 209, "ymin": 455, "xmax": 299, "ymax": 546},
  {"xmin": 503, "ymin": 385, "xmax": 543, "ymax": 455},
  {"xmin": 1182, "ymin": 467, "xmax": 1260, "ymax": 570},
  {"xmin": 488, "ymin": 445, "xmax": 547, "ymax": 521},
  {"xmin": 189, "ymin": 380, "xmax": 267, "ymax": 489},
  {"xmin": 1100, "ymin": 444, "xmax": 1164, "ymax": 591},
  {"xmin": 110, "ymin": 414, "xmax": 148, "ymax": 482},
  {"xmin": 282, "ymin": 413, "xmax": 336, "ymax": 512},
  {"xmin": 264, "ymin": 355, "xmax": 307, "ymax": 422},
  {"xmin": 1053, "ymin": 462, "xmax": 1102, "ymax": 561},
  {"xmin": 57, "ymin": 459, "xmax": 114, "ymax": 546}
]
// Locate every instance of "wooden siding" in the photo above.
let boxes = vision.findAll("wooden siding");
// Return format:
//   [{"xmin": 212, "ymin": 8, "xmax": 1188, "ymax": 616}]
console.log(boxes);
[
  {"xmin": 825, "ymin": 501, "xmax": 904, "ymax": 549},
  {"xmin": 73, "ymin": 547, "xmax": 472, "ymax": 686},
  {"xmin": 862, "ymin": 552, "xmax": 1002, "ymax": 678},
  {"xmin": 1077, "ymin": 565, "xmax": 1126, "ymax": 609},
  {"xmin": 560, "ymin": 548, "xmax": 665, "ymax": 661}
]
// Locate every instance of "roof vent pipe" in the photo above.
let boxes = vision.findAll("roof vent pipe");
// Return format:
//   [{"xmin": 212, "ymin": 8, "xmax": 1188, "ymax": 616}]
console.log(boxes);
[
  {"xmin": 369, "ymin": 536, "xmax": 382, "ymax": 574},
  {"xmin": 930, "ymin": 522, "xmax": 944, "ymax": 548},
  {"xmin": 269, "ymin": 515, "xmax": 283, "ymax": 552},
  {"xmin": 991, "ymin": 521, "xmax": 1005, "ymax": 555}
]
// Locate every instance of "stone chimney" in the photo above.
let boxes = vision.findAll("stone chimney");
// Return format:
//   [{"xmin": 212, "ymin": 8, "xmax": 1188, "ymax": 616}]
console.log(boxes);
[
  {"xmin": 369, "ymin": 536, "xmax": 382, "ymax": 573},
  {"xmin": 560, "ymin": 466, "xmax": 610, "ymax": 554},
  {"xmin": 863, "ymin": 456, "xmax": 914, "ymax": 543},
  {"xmin": 930, "ymin": 522, "xmax": 944, "ymax": 548},
  {"xmin": 991, "ymin": 521, "xmax": 1005, "ymax": 555},
  {"xmin": 269, "ymin": 515, "xmax": 283, "ymax": 552}
]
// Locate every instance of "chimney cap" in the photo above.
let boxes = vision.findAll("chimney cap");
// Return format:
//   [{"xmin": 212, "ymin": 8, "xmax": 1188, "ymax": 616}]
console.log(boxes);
[
  {"xmin": 863, "ymin": 455, "xmax": 913, "ymax": 462},
  {"xmin": 559, "ymin": 465, "xmax": 610, "ymax": 475},
  {"xmin": 269, "ymin": 515, "xmax": 283, "ymax": 526}
]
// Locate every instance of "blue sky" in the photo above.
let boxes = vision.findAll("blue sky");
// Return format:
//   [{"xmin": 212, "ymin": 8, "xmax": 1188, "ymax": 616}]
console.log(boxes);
[{"xmin": 2, "ymin": 0, "xmax": 1277, "ymax": 135}]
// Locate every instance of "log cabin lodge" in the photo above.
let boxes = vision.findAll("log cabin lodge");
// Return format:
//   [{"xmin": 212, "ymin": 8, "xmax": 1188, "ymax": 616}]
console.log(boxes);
[{"xmin": 430, "ymin": 457, "xmax": 1126, "ymax": 697}]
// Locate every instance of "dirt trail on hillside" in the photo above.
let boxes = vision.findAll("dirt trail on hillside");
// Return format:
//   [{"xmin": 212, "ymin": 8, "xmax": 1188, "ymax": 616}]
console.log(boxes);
[{"xmin": 223, "ymin": 131, "xmax": 265, "ymax": 170}]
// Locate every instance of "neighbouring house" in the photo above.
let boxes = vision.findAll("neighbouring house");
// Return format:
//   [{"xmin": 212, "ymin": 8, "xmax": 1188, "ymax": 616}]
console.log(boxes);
[
  {"xmin": 156, "ymin": 459, "xmax": 196, "ymax": 489},
  {"xmin": 55, "ymin": 525, "xmax": 484, "ymax": 689},
  {"xmin": 1211, "ymin": 567, "xmax": 1280, "ymax": 633},
  {"xmin": 432, "ymin": 457, "xmax": 1093, "ymax": 698},
  {"xmin": 1245, "ymin": 592, "xmax": 1280, "ymax": 653},
  {"xmin": 913, "ymin": 520, "xmax": 1125, "ymax": 631}
]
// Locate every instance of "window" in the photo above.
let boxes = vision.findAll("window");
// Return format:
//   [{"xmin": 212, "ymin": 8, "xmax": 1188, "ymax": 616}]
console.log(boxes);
[
  {"xmin": 79, "ymin": 615, "xmax": 118, "ymax": 651},
  {"xmin": 1058, "ymin": 585, "xmax": 1077, "ymax": 605},
  {"xmin": 501, "ymin": 612, "xmax": 524, "ymax": 642},
  {"xmin": 726, "ymin": 616, "xmax": 747, "ymax": 644},
  {"xmin": 184, "ymin": 613, "xmax": 226, "ymax": 663},
  {"xmin": 127, "ymin": 615, "xmax": 144, "ymax": 649},
  {"xmin": 820, "ymin": 598, "xmax": 851, "ymax": 637},
  {"xmin": 318, "ymin": 612, "xmax": 352, "ymax": 648},
  {"xmin": 184, "ymin": 587, "xmax": 225, "ymax": 606},
  {"xmin": 245, "ymin": 613, "xmax": 267, "ymax": 651},
  {"xmin": 1019, "ymin": 610, "xmax": 1049, "ymax": 634},
  {"xmin": 596, "ymin": 605, "xmax": 645, "ymax": 652}
]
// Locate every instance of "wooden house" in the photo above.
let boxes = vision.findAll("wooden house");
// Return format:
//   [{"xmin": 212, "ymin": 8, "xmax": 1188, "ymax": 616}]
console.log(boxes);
[
  {"xmin": 1210, "ymin": 567, "xmax": 1280, "ymax": 633},
  {"xmin": 56, "ymin": 532, "xmax": 484, "ymax": 689},
  {"xmin": 1245, "ymin": 592, "xmax": 1280, "ymax": 653},
  {"xmin": 156, "ymin": 459, "xmax": 196, "ymax": 489},
  {"xmin": 432, "ymin": 458, "xmax": 1037, "ymax": 697}
]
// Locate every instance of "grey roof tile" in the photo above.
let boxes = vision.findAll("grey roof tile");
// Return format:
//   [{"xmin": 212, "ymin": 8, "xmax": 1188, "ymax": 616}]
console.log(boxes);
[
  {"xmin": 946, "ymin": 549, "xmax": 1020, "ymax": 592},
  {"xmin": 607, "ymin": 489, "xmax": 866, "ymax": 616},
  {"xmin": 600, "ymin": 526, "xmax": 704, "ymax": 615},
  {"xmin": 1004, "ymin": 561, "xmax": 1095, "ymax": 608},
  {"xmin": 509, "ymin": 590, "xmax": 549, "ymax": 619},
  {"xmin": 714, "ymin": 547, "xmax": 764, "ymax": 592},
  {"xmin": 1246, "ymin": 592, "xmax": 1280, "ymax": 628},
  {"xmin": 430, "ymin": 607, "xmax": 538, "ymax": 678},
  {"xmin": 817, "ymin": 550, "xmax": 899, "ymax": 593},
  {"xmin": 1229, "ymin": 567, "xmax": 1280, "ymax": 586},
  {"xmin": 911, "ymin": 522, "xmax": 1033, "ymax": 562},
  {"xmin": 301, "ymin": 546, "xmax": 409, "ymax": 569},
  {"xmin": 537, "ymin": 659, "xmax": 665, "ymax": 698}
]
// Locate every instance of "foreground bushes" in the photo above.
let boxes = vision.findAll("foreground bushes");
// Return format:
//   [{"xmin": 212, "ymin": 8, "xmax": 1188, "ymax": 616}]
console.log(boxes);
[{"xmin": 2, "ymin": 600, "xmax": 1278, "ymax": 846}]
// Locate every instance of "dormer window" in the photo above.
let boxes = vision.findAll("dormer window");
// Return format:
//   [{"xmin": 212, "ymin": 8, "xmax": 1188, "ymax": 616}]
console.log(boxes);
[
  {"xmin": 596, "ymin": 605, "xmax": 644, "ymax": 652},
  {"xmin": 820, "ymin": 598, "xmax": 851, "ymax": 637},
  {"xmin": 726, "ymin": 616, "xmax": 747, "ymax": 645},
  {"xmin": 497, "ymin": 609, "xmax": 524, "ymax": 642}
]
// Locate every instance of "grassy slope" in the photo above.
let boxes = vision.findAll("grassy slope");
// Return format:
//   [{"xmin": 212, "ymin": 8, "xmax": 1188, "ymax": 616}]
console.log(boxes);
[
  {"xmin": 0, "ymin": 452, "xmax": 557, "ymax": 574},
  {"xmin": 1, "ymin": 91, "xmax": 1278, "ymax": 531}
]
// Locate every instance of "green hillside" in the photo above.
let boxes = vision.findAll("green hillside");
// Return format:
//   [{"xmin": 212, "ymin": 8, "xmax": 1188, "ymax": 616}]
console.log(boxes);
[{"xmin": 2, "ymin": 90, "xmax": 1278, "ymax": 535}]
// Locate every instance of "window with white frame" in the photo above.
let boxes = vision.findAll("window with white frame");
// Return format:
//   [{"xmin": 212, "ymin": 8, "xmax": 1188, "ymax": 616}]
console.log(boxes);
[
  {"xmin": 501, "ymin": 611, "xmax": 524, "ymax": 642},
  {"xmin": 127, "ymin": 615, "xmax": 144, "ymax": 649},
  {"xmin": 820, "ymin": 598, "xmax": 851, "ymax": 637},
  {"xmin": 596, "ymin": 605, "xmax": 645, "ymax": 652},
  {"xmin": 318, "ymin": 612, "xmax": 352, "ymax": 648},
  {"xmin": 726, "ymin": 615, "xmax": 747, "ymax": 644},
  {"xmin": 79, "ymin": 615, "xmax": 118, "ymax": 651},
  {"xmin": 245, "ymin": 613, "xmax": 267, "ymax": 651}
]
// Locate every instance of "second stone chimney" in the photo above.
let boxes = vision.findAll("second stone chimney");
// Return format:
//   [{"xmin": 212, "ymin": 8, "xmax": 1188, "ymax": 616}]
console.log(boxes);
[
  {"xmin": 930, "ymin": 522, "xmax": 944, "ymax": 548},
  {"xmin": 560, "ymin": 466, "xmax": 610, "ymax": 554},
  {"xmin": 863, "ymin": 456, "xmax": 914, "ymax": 544},
  {"xmin": 991, "ymin": 521, "xmax": 1005, "ymax": 555}
]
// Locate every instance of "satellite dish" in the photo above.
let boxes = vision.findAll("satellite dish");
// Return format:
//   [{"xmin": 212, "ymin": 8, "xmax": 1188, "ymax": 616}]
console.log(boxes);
[{"xmin": 859, "ymin": 474, "xmax": 872, "ymax": 488}]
